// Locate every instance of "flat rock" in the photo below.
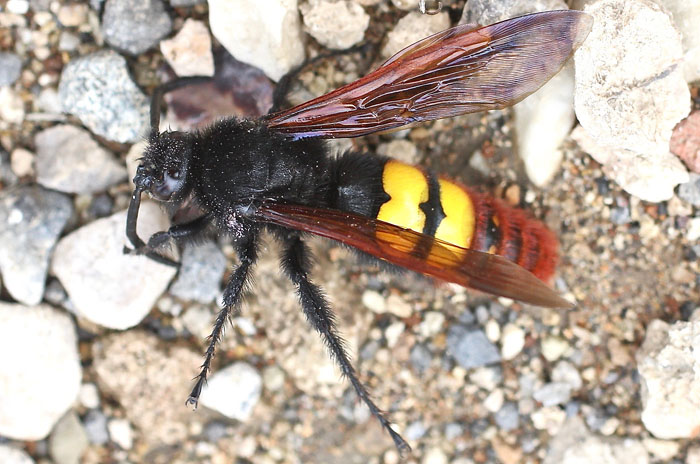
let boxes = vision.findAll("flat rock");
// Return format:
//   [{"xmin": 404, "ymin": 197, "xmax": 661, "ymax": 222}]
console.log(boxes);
[
  {"xmin": 160, "ymin": 18, "xmax": 214, "ymax": 77},
  {"xmin": 200, "ymin": 362, "xmax": 262, "ymax": 421},
  {"xmin": 58, "ymin": 50, "xmax": 150, "ymax": 143},
  {"xmin": 209, "ymin": 0, "xmax": 305, "ymax": 82},
  {"xmin": 51, "ymin": 202, "xmax": 176, "ymax": 330},
  {"xmin": 92, "ymin": 331, "xmax": 203, "ymax": 446},
  {"xmin": 636, "ymin": 319, "xmax": 700, "ymax": 439},
  {"xmin": 652, "ymin": 0, "xmax": 700, "ymax": 82},
  {"xmin": 102, "ymin": 0, "xmax": 172, "ymax": 55},
  {"xmin": 0, "ymin": 185, "xmax": 72, "ymax": 305},
  {"xmin": 382, "ymin": 11, "xmax": 450, "ymax": 58},
  {"xmin": 35, "ymin": 124, "xmax": 126, "ymax": 194},
  {"xmin": 0, "ymin": 303, "xmax": 81, "ymax": 440},
  {"xmin": 301, "ymin": 0, "xmax": 370, "ymax": 50},
  {"xmin": 169, "ymin": 241, "xmax": 227, "ymax": 303}
]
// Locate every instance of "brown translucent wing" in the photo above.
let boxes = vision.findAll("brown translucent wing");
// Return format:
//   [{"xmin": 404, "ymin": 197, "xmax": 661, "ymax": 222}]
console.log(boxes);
[
  {"xmin": 266, "ymin": 10, "xmax": 592, "ymax": 139},
  {"xmin": 255, "ymin": 203, "xmax": 573, "ymax": 309}
]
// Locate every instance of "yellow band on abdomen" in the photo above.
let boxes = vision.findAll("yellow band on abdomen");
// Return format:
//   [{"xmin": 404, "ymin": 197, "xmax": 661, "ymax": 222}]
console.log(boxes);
[
  {"xmin": 434, "ymin": 178, "xmax": 475, "ymax": 249},
  {"xmin": 377, "ymin": 160, "xmax": 428, "ymax": 232}
]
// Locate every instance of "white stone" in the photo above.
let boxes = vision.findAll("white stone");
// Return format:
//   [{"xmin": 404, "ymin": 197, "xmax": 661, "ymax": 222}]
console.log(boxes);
[
  {"xmin": 418, "ymin": 311, "xmax": 445, "ymax": 338},
  {"xmin": 0, "ymin": 86, "xmax": 25, "ymax": 124},
  {"xmin": 208, "ymin": 0, "xmax": 305, "ymax": 82},
  {"xmin": 642, "ymin": 438, "xmax": 679, "ymax": 461},
  {"xmin": 382, "ymin": 11, "xmax": 451, "ymax": 58},
  {"xmin": 200, "ymin": 362, "xmax": 262, "ymax": 421},
  {"xmin": 421, "ymin": 446, "xmax": 448, "ymax": 464},
  {"xmin": 501, "ymin": 323, "xmax": 525, "ymax": 360},
  {"xmin": 10, "ymin": 148, "xmax": 34, "ymax": 177},
  {"xmin": 107, "ymin": 418, "xmax": 134, "ymax": 450},
  {"xmin": 572, "ymin": 125, "xmax": 688, "ymax": 202},
  {"xmin": 574, "ymin": 0, "xmax": 691, "ymax": 195},
  {"xmin": 0, "ymin": 445, "xmax": 34, "ymax": 464},
  {"xmin": 0, "ymin": 304, "xmax": 81, "ymax": 440},
  {"xmin": 160, "ymin": 19, "xmax": 214, "ymax": 77},
  {"xmin": 51, "ymin": 203, "xmax": 177, "ymax": 330},
  {"xmin": 79, "ymin": 383, "xmax": 100, "ymax": 409},
  {"xmin": 386, "ymin": 293, "xmax": 413, "ymax": 318},
  {"xmin": 650, "ymin": 0, "xmax": 700, "ymax": 82},
  {"xmin": 636, "ymin": 319, "xmax": 700, "ymax": 439},
  {"xmin": 541, "ymin": 335, "xmax": 569, "ymax": 361},
  {"xmin": 484, "ymin": 389, "xmax": 504, "ymax": 413},
  {"xmin": 362, "ymin": 289, "xmax": 387, "ymax": 313},
  {"xmin": 687, "ymin": 217, "xmax": 700, "ymax": 241},
  {"xmin": 301, "ymin": 0, "xmax": 369, "ymax": 50}
]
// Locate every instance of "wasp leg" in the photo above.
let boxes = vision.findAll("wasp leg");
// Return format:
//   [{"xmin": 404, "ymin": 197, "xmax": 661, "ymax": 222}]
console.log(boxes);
[
  {"xmin": 186, "ymin": 231, "xmax": 259, "ymax": 407},
  {"xmin": 146, "ymin": 214, "xmax": 212, "ymax": 250},
  {"xmin": 280, "ymin": 235, "xmax": 411, "ymax": 455}
]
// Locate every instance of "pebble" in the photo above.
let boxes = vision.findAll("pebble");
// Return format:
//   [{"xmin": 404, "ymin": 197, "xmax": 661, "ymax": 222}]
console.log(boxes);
[
  {"xmin": 494, "ymin": 402, "xmax": 519, "ymax": 431},
  {"xmin": 678, "ymin": 173, "xmax": 700, "ymax": 206},
  {"xmin": 262, "ymin": 365, "xmax": 285, "ymax": 391},
  {"xmin": 484, "ymin": 389, "xmax": 504, "ymax": 412},
  {"xmin": 531, "ymin": 406, "xmax": 566, "ymax": 435},
  {"xmin": 641, "ymin": 438, "xmax": 679, "ymax": 461},
  {"xmin": 56, "ymin": 3, "xmax": 88, "ymax": 27},
  {"xmin": 48, "ymin": 412, "xmax": 89, "ymax": 464},
  {"xmin": 0, "ymin": 303, "xmax": 81, "ymax": 440},
  {"xmin": 469, "ymin": 366, "xmax": 503, "ymax": 390},
  {"xmin": 58, "ymin": 50, "xmax": 150, "ymax": 143},
  {"xmin": 384, "ymin": 321, "xmax": 405, "ymax": 347},
  {"xmin": 160, "ymin": 19, "xmax": 214, "ymax": 77},
  {"xmin": 688, "ymin": 217, "xmax": 700, "ymax": 241},
  {"xmin": 181, "ymin": 304, "xmax": 215, "ymax": 339},
  {"xmin": 544, "ymin": 416, "xmax": 648, "ymax": 464},
  {"xmin": 377, "ymin": 139, "xmax": 420, "ymax": 165},
  {"xmin": 107, "ymin": 418, "xmax": 134, "ymax": 450},
  {"xmin": 170, "ymin": 242, "xmax": 227, "ymax": 303},
  {"xmin": 382, "ymin": 11, "xmax": 451, "ymax": 58},
  {"xmin": 200, "ymin": 362, "xmax": 263, "ymax": 422},
  {"xmin": 541, "ymin": 335, "xmax": 569, "ymax": 361},
  {"xmin": 418, "ymin": 311, "xmax": 444, "ymax": 338},
  {"xmin": 202, "ymin": 420, "xmax": 229, "ymax": 442},
  {"xmin": 102, "ymin": 0, "xmax": 172, "ymax": 55},
  {"xmin": 552, "ymin": 360, "xmax": 582, "ymax": 390},
  {"xmin": 386, "ymin": 293, "xmax": 413, "ymax": 318},
  {"xmin": 656, "ymin": 0, "xmax": 700, "ymax": 83},
  {"xmin": 362, "ymin": 289, "xmax": 386, "ymax": 313},
  {"xmin": 78, "ymin": 383, "xmax": 100, "ymax": 409},
  {"xmin": 51, "ymin": 203, "xmax": 176, "ymax": 330},
  {"xmin": 447, "ymin": 325, "xmax": 501, "ymax": 369},
  {"xmin": 671, "ymin": 111, "xmax": 700, "ymax": 173},
  {"xmin": 0, "ymin": 52, "xmax": 22, "ymax": 86},
  {"xmin": 410, "ymin": 343, "xmax": 432, "ymax": 373},
  {"xmin": 10, "ymin": 148, "xmax": 34, "ymax": 177},
  {"xmin": 421, "ymin": 446, "xmax": 448, "ymax": 464},
  {"xmin": 0, "ymin": 86, "xmax": 25, "ymax": 123},
  {"xmin": 461, "ymin": 0, "xmax": 566, "ymax": 24},
  {"xmin": 35, "ymin": 124, "xmax": 126, "ymax": 194},
  {"xmin": 83, "ymin": 410, "xmax": 109, "ymax": 445},
  {"xmin": 0, "ymin": 186, "xmax": 72, "ymax": 305},
  {"xmin": 301, "ymin": 0, "xmax": 370, "ymax": 50},
  {"xmin": 500, "ymin": 323, "xmax": 525, "ymax": 360},
  {"xmin": 405, "ymin": 420, "xmax": 427, "ymax": 440},
  {"xmin": 573, "ymin": 0, "xmax": 691, "ymax": 202},
  {"xmin": 533, "ymin": 382, "xmax": 572, "ymax": 406},
  {"xmin": 636, "ymin": 319, "xmax": 700, "ymax": 438},
  {"xmin": 92, "ymin": 331, "xmax": 202, "ymax": 445},
  {"xmin": 208, "ymin": 0, "xmax": 305, "ymax": 82},
  {"xmin": 688, "ymin": 446, "xmax": 700, "ymax": 464},
  {"xmin": 1, "ymin": 148, "xmax": 18, "ymax": 186},
  {"xmin": 0, "ymin": 445, "xmax": 35, "ymax": 464}
]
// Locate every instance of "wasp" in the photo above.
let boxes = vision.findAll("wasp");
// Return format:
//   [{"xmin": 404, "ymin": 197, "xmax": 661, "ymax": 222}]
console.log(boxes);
[{"xmin": 125, "ymin": 10, "xmax": 592, "ymax": 453}]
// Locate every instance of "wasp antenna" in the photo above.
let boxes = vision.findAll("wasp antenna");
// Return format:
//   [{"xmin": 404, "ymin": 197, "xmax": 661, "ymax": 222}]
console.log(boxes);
[{"xmin": 149, "ymin": 76, "xmax": 213, "ymax": 134}]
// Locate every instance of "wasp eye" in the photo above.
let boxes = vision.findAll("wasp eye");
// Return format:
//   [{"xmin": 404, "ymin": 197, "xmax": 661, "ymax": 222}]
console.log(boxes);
[{"xmin": 167, "ymin": 168, "xmax": 180, "ymax": 180}]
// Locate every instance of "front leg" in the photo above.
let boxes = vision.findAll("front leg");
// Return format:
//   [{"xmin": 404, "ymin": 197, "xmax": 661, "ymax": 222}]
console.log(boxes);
[{"xmin": 146, "ymin": 214, "xmax": 213, "ymax": 249}]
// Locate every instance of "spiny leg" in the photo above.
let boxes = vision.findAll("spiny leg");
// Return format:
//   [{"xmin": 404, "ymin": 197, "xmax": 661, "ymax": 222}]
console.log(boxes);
[
  {"xmin": 280, "ymin": 235, "xmax": 411, "ymax": 454},
  {"xmin": 186, "ymin": 231, "xmax": 259, "ymax": 406}
]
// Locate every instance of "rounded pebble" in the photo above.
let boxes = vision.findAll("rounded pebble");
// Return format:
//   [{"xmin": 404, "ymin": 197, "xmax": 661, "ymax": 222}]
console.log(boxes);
[{"xmin": 200, "ymin": 362, "xmax": 263, "ymax": 422}]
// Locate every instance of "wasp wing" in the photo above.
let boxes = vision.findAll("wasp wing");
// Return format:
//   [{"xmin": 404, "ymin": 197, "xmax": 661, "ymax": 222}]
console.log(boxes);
[
  {"xmin": 266, "ymin": 10, "xmax": 592, "ymax": 139},
  {"xmin": 255, "ymin": 203, "xmax": 573, "ymax": 309}
]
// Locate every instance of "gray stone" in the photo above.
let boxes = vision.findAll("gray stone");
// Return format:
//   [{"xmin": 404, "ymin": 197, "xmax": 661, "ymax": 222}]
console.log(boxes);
[
  {"xmin": 35, "ymin": 124, "xmax": 126, "ymax": 194},
  {"xmin": 83, "ymin": 410, "xmax": 108, "ymax": 445},
  {"xmin": 58, "ymin": 50, "xmax": 149, "ymax": 143},
  {"xmin": 102, "ymin": 0, "xmax": 172, "ymax": 55},
  {"xmin": 169, "ymin": 242, "xmax": 227, "ymax": 303},
  {"xmin": 410, "ymin": 343, "xmax": 432, "ymax": 373},
  {"xmin": 494, "ymin": 402, "xmax": 519, "ymax": 431},
  {"xmin": 51, "ymin": 203, "xmax": 176, "ymax": 330},
  {"xmin": 461, "ymin": 0, "xmax": 567, "ymax": 24},
  {"xmin": 447, "ymin": 325, "xmax": 501, "ymax": 369},
  {"xmin": 200, "ymin": 362, "xmax": 262, "ymax": 422},
  {"xmin": 0, "ymin": 52, "xmax": 22, "ymax": 86},
  {"xmin": 48, "ymin": 412, "xmax": 89, "ymax": 464},
  {"xmin": 677, "ymin": 173, "xmax": 700, "ymax": 206},
  {"xmin": 534, "ymin": 382, "xmax": 573, "ymax": 406},
  {"xmin": 0, "ymin": 303, "xmax": 81, "ymax": 440},
  {"xmin": 0, "ymin": 185, "xmax": 72, "ymax": 305}
]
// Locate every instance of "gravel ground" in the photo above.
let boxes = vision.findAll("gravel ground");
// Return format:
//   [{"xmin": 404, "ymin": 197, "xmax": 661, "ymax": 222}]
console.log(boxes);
[{"xmin": 0, "ymin": 1, "xmax": 699, "ymax": 464}]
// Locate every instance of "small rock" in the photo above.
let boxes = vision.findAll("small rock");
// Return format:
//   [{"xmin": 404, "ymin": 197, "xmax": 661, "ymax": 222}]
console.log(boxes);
[
  {"xmin": 0, "ymin": 86, "xmax": 25, "ymax": 123},
  {"xmin": 447, "ymin": 325, "xmax": 501, "ymax": 368},
  {"xmin": 200, "ymin": 362, "xmax": 262, "ymax": 422},
  {"xmin": 10, "ymin": 148, "xmax": 34, "ymax": 177},
  {"xmin": 51, "ymin": 203, "xmax": 176, "ymax": 330},
  {"xmin": 362, "ymin": 289, "xmax": 386, "ymax": 313},
  {"xmin": 35, "ymin": 125, "xmax": 126, "ymax": 194},
  {"xmin": 301, "ymin": 0, "xmax": 370, "ymax": 50},
  {"xmin": 377, "ymin": 139, "xmax": 420, "ymax": 165},
  {"xmin": 92, "ymin": 331, "xmax": 202, "ymax": 445},
  {"xmin": 262, "ymin": 365, "xmax": 285, "ymax": 391},
  {"xmin": 209, "ymin": 0, "xmax": 305, "ymax": 82},
  {"xmin": 382, "ymin": 11, "xmax": 451, "ymax": 58},
  {"xmin": 541, "ymin": 335, "xmax": 570, "ymax": 361},
  {"xmin": 160, "ymin": 19, "xmax": 214, "ymax": 77},
  {"xmin": 169, "ymin": 242, "xmax": 227, "ymax": 303},
  {"xmin": 671, "ymin": 111, "xmax": 700, "ymax": 173},
  {"xmin": 59, "ymin": 50, "xmax": 150, "ymax": 143},
  {"xmin": 202, "ymin": 420, "xmax": 229, "ymax": 442},
  {"xmin": 484, "ymin": 389, "xmax": 504, "ymax": 412},
  {"xmin": 552, "ymin": 360, "xmax": 582, "ymax": 390},
  {"xmin": 641, "ymin": 438, "xmax": 679, "ymax": 461},
  {"xmin": 0, "ymin": 186, "xmax": 72, "ymax": 305},
  {"xmin": 56, "ymin": 3, "xmax": 88, "ymax": 27},
  {"xmin": 532, "ymin": 406, "xmax": 567, "ymax": 434},
  {"xmin": 688, "ymin": 217, "xmax": 700, "ymax": 241},
  {"xmin": 500, "ymin": 323, "xmax": 525, "ymax": 360},
  {"xmin": 405, "ymin": 420, "xmax": 427, "ymax": 440},
  {"xmin": 107, "ymin": 418, "xmax": 133, "ymax": 450},
  {"xmin": 385, "ymin": 321, "xmax": 405, "ymax": 347},
  {"xmin": 386, "ymin": 293, "xmax": 413, "ymax": 318},
  {"xmin": 0, "ymin": 52, "xmax": 22, "ymax": 86},
  {"xmin": 461, "ymin": 0, "xmax": 567, "ymax": 24},
  {"xmin": 534, "ymin": 382, "xmax": 572, "ymax": 406},
  {"xmin": 678, "ymin": 173, "xmax": 700, "ymax": 206},
  {"xmin": 181, "ymin": 304, "xmax": 215, "ymax": 339},
  {"xmin": 421, "ymin": 446, "xmax": 448, "ymax": 464},
  {"xmin": 83, "ymin": 410, "xmax": 109, "ymax": 445},
  {"xmin": 494, "ymin": 402, "xmax": 519, "ymax": 431},
  {"xmin": 410, "ymin": 343, "xmax": 432, "ymax": 373},
  {"xmin": 636, "ymin": 319, "xmax": 700, "ymax": 439},
  {"xmin": 418, "ymin": 311, "xmax": 444, "ymax": 338},
  {"xmin": 102, "ymin": 0, "xmax": 172, "ymax": 55},
  {"xmin": 0, "ymin": 445, "xmax": 34, "ymax": 464},
  {"xmin": 78, "ymin": 383, "xmax": 100, "ymax": 409},
  {"xmin": 469, "ymin": 366, "xmax": 503, "ymax": 390},
  {"xmin": 48, "ymin": 412, "xmax": 89, "ymax": 464},
  {"xmin": 0, "ymin": 303, "xmax": 81, "ymax": 440}
]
